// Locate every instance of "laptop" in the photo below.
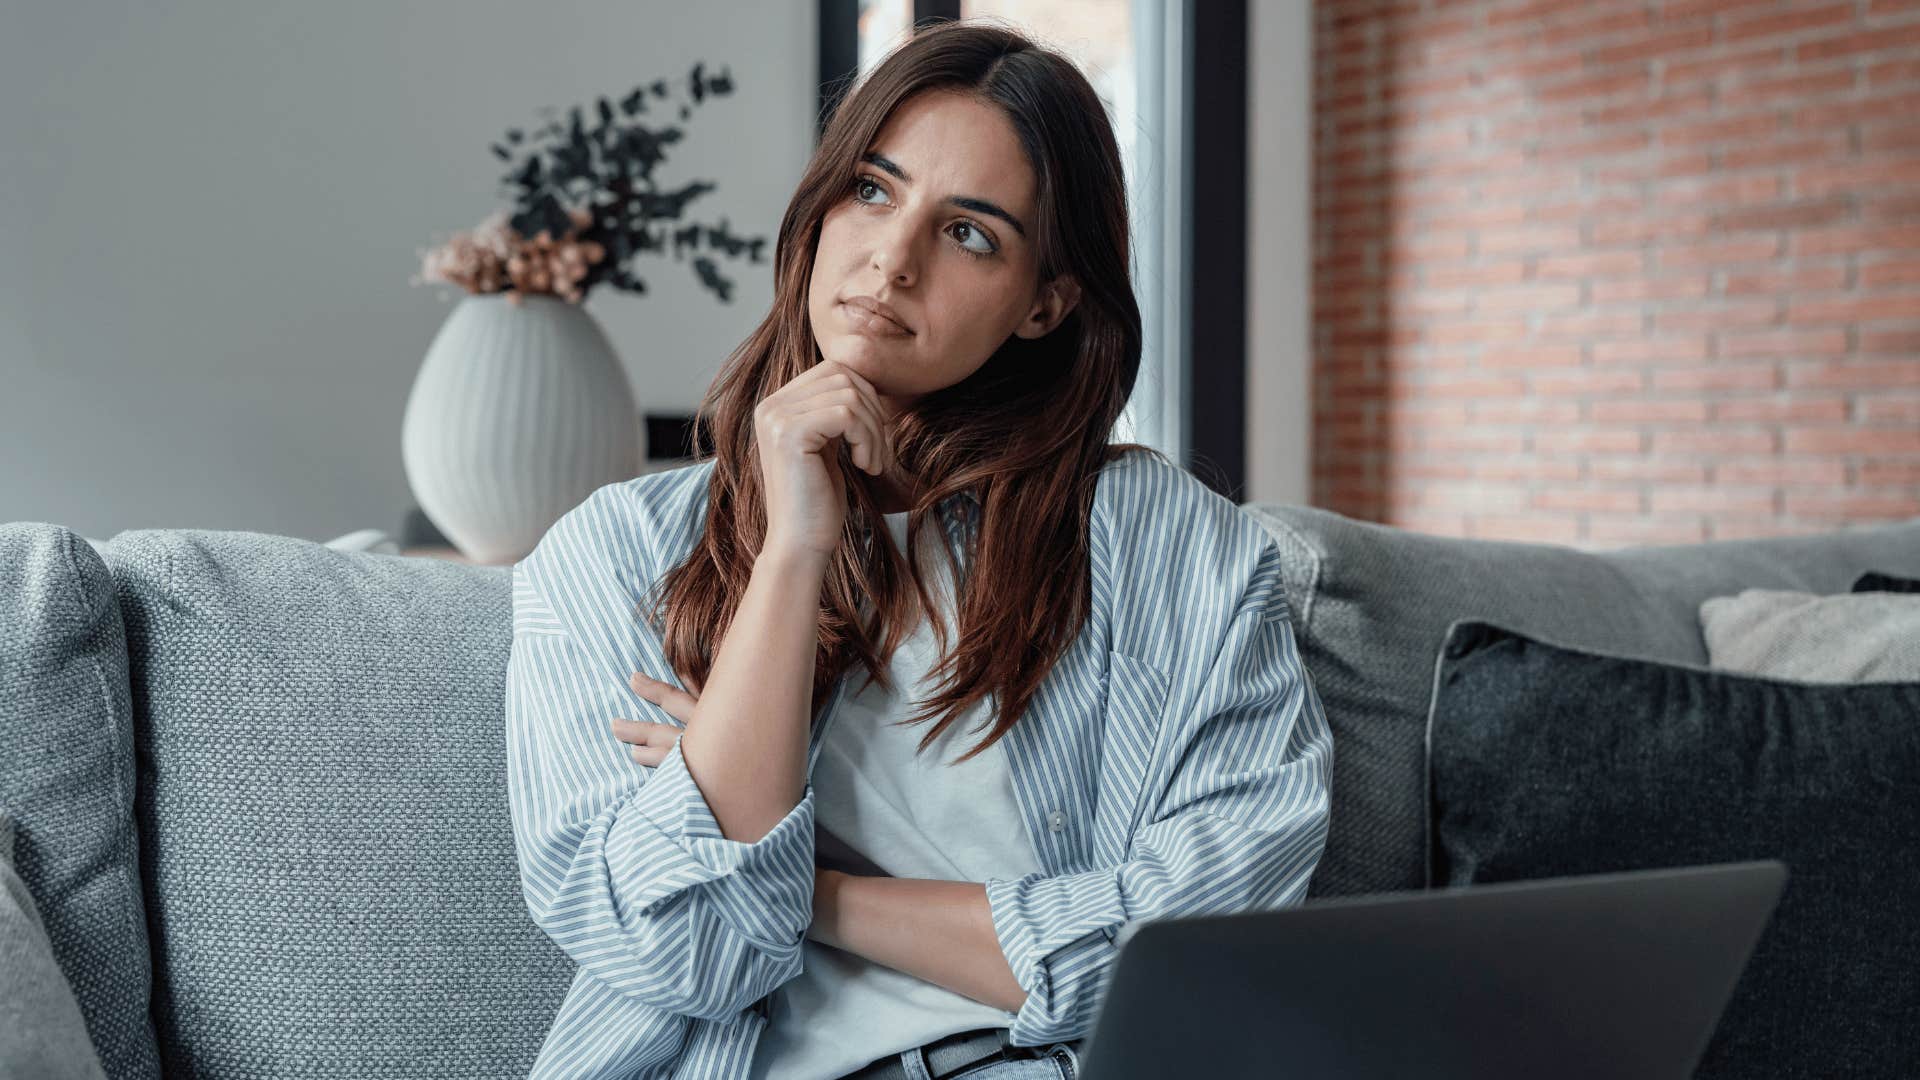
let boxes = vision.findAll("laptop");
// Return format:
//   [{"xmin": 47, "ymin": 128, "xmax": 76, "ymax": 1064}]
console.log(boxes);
[{"xmin": 1072, "ymin": 860, "xmax": 1787, "ymax": 1080}]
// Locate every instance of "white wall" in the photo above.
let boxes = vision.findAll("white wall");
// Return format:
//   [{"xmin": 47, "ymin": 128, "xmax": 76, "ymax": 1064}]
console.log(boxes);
[
  {"xmin": 1246, "ymin": 0, "xmax": 1313, "ymax": 507},
  {"xmin": 0, "ymin": 1, "xmax": 816, "ymax": 541}
]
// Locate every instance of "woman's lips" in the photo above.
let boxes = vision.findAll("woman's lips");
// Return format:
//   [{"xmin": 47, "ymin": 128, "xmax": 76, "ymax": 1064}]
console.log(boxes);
[{"xmin": 840, "ymin": 300, "xmax": 912, "ymax": 337}]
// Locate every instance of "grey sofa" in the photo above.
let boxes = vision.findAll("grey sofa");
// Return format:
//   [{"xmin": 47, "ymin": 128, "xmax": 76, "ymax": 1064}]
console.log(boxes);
[{"xmin": 4, "ymin": 502, "xmax": 1918, "ymax": 1078}]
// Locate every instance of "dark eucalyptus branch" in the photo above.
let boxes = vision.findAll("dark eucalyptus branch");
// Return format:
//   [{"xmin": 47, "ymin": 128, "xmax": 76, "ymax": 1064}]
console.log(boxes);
[{"xmin": 464, "ymin": 61, "xmax": 769, "ymax": 305}]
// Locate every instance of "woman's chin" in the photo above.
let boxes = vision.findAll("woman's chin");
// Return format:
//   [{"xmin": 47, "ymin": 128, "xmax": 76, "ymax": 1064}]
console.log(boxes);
[{"xmin": 828, "ymin": 344, "xmax": 891, "ymax": 379}]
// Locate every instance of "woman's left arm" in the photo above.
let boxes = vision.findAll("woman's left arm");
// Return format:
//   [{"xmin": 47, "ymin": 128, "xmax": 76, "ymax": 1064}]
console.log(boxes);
[
  {"xmin": 808, "ymin": 870, "xmax": 1028, "ymax": 1016},
  {"xmin": 819, "ymin": 539, "xmax": 1334, "ymax": 1045},
  {"xmin": 1001, "ymin": 541, "xmax": 1331, "ymax": 1046}
]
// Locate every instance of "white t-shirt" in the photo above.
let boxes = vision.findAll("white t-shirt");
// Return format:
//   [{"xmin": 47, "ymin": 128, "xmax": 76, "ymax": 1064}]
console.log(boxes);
[{"xmin": 747, "ymin": 510, "xmax": 1043, "ymax": 1080}]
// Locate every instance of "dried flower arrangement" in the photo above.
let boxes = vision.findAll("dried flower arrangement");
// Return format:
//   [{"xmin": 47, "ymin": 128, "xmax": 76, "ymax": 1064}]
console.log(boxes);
[{"xmin": 413, "ymin": 62, "xmax": 771, "ymax": 306}]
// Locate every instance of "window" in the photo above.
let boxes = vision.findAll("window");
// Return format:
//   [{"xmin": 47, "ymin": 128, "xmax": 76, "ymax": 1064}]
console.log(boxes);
[{"xmin": 857, "ymin": 0, "xmax": 914, "ymax": 71}]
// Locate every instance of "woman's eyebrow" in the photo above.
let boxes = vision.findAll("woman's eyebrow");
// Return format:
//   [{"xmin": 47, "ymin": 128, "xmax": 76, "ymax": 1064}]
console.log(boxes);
[{"xmin": 860, "ymin": 151, "xmax": 1027, "ymax": 240}]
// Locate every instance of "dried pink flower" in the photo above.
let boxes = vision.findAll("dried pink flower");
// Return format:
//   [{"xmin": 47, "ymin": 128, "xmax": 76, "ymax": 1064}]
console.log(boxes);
[{"xmin": 415, "ymin": 206, "xmax": 605, "ymax": 304}]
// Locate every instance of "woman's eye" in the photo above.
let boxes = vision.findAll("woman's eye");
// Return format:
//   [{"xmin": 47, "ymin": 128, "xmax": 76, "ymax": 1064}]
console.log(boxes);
[
  {"xmin": 852, "ymin": 175, "xmax": 997, "ymax": 258},
  {"xmin": 951, "ymin": 221, "xmax": 996, "ymax": 256}
]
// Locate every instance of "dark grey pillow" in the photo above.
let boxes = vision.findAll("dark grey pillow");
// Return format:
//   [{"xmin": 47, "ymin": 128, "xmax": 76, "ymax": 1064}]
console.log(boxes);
[
  {"xmin": 1854, "ymin": 570, "xmax": 1920, "ymax": 594},
  {"xmin": 1427, "ymin": 620, "xmax": 1920, "ymax": 1079}
]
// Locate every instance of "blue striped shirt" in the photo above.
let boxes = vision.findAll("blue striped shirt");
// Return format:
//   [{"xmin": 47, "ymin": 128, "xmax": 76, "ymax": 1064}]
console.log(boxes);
[{"xmin": 506, "ymin": 447, "xmax": 1334, "ymax": 1078}]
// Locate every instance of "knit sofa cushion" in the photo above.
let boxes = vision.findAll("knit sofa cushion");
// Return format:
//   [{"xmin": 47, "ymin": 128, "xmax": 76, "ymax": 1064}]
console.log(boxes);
[{"xmin": 101, "ymin": 528, "xmax": 569, "ymax": 1078}]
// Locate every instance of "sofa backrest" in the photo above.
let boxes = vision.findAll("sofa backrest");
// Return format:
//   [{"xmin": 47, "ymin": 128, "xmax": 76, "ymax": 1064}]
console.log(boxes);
[{"xmin": 1242, "ymin": 505, "xmax": 1920, "ymax": 899}]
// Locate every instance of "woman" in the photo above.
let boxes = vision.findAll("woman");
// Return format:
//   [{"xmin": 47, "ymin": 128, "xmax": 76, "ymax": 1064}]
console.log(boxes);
[{"xmin": 505, "ymin": 18, "xmax": 1332, "ymax": 1080}]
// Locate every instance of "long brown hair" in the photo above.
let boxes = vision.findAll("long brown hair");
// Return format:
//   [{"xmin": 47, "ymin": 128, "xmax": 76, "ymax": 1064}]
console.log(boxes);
[{"xmin": 647, "ymin": 18, "xmax": 1166, "ymax": 764}]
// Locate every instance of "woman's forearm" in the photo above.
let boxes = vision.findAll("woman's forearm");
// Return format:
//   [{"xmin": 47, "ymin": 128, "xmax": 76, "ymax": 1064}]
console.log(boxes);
[
  {"xmin": 677, "ymin": 545, "xmax": 830, "ymax": 843},
  {"xmin": 814, "ymin": 870, "xmax": 1029, "ymax": 1015}
]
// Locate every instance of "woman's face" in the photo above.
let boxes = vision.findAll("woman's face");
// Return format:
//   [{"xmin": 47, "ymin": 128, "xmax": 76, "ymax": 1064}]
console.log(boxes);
[{"xmin": 807, "ymin": 90, "xmax": 1080, "ymax": 417}]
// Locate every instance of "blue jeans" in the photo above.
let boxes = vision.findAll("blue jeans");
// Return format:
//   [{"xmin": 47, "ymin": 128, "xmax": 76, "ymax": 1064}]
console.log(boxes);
[{"xmin": 892, "ymin": 1039, "xmax": 1082, "ymax": 1080}]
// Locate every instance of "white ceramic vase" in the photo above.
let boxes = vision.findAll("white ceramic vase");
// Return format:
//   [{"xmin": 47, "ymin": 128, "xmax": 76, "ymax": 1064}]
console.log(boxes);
[{"xmin": 402, "ymin": 293, "xmax": 641, "ymax": 565}]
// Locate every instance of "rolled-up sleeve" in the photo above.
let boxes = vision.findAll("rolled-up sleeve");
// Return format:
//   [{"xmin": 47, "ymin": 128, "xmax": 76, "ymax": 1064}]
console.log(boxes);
[
  {"xmin": 982, "ymin": 542, "xmax": 1334, "ymax": 1046},
  {"xmin": 505, "ymin": 491, "xmax": 816, "ymax": 1022}
]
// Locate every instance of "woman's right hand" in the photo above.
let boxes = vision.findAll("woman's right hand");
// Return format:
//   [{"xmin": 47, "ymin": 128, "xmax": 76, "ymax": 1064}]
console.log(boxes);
[{"xmin": 753, "ymin": 358, "xmax": 895, "ymax": 559}]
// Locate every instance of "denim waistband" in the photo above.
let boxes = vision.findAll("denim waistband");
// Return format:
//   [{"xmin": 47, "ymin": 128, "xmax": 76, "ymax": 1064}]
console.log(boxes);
[{"xmin": 843, "ymin": 1026, "xmax": 1085, "ymax": 1080}]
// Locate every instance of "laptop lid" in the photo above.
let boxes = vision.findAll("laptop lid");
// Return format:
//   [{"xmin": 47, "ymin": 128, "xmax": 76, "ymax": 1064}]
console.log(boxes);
[{"xmin": 1075, "ymin": 860, "xmax": 1786, "ymax": 1080}]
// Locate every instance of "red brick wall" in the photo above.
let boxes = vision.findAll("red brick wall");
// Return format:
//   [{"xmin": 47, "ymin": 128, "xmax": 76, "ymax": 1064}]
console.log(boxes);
[{"xmin": 1311, "ymin": 0, "xmax": 1920, "ymax": 547}]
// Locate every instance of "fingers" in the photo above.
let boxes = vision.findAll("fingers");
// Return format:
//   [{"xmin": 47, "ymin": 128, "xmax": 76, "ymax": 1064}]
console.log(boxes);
[
  {"xmin": 796, "ymin": 368, "xmax": 888, "ymax": 433},
  {"xmin": 624, "ymin": 738, "xmax": 668, "ymax": 767},
  {"xmin": 614, "ymin": 671, "xmax": 694, "ymax": 769},
  {"xmin": 782, "ymin": 357, "xmax": 882, "ymax": 405},
  {"xmin": 630, "ymin": 671, "xmax": 698, "ymax": 724},
  {"xmin": 608, "ymin": 716, "xmax": 679, "ymax": 742},
  {"xmin": 609, "ymin": 715, "xmax": 680, "ymax": 768},
  {"xmin": 792, "ymin": 387, "xmax": 890, "ymax": 475},
  {"xmin": 785, "ymin": 388, "xmax": 888, "ymax": 476},
  {"xmin": 758, "ymin": 362, "xmax": 888, "ymax": 453}
]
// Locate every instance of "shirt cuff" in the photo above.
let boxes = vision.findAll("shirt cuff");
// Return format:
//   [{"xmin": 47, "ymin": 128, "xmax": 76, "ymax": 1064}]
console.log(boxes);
[
  {"xmin": 985, "ymin": 869, "xmax": 1124, "ymax": 1044},
  {"xmin": 603, "ymin": 732, "xmax": 817, "ymax": 958}
]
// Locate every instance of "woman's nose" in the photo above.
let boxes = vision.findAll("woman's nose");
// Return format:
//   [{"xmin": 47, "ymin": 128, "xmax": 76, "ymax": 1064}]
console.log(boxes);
[{"xmin": 870, "ymin": 220, "xmax": 921, "ymax": 286}]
